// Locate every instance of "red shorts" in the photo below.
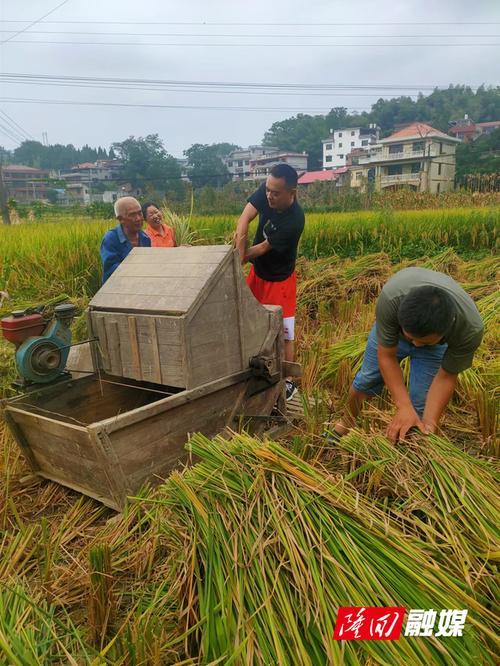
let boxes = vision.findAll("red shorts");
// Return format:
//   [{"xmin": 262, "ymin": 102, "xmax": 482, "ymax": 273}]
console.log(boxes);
[{"xmin": 246, "ymin": 267, "xmax": 296, "ymax": 318}]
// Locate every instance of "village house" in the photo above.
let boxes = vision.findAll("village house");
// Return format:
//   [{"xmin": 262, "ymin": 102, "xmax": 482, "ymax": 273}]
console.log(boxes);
[
  {"xmin": 224, "ymin": 145, "xmax": 279, "ymax": 180},
  {"xmin": 356, "ymin": 122, "xmax": 461, "ymax": 194},
  {"xmin": 448, "ymin": 115, "xmax": 500, "ymax": 143},
  {"xmin": 249, "ymin": 152, "xmax": 308, "ymax": 179},
  {"xmin": 1, "ymin": 164, "xmax": 49, "ymax": 202}
]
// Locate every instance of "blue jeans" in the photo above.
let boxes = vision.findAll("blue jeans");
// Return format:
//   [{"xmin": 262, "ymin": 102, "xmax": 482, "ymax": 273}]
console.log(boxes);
[{"xmin": 352, "ymin": 324, "xmax": 448, "ymax": 415}]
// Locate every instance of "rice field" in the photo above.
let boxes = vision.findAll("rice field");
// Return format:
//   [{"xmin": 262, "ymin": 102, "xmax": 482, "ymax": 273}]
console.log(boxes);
[{"xmin": 0, "ymin": 209, "xmax": 498, "ymax": 664}]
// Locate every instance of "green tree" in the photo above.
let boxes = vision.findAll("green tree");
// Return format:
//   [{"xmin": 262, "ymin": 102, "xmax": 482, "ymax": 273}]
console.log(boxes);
[
  {"xmin": 456, "ymin": 128, "xmax": 500, "ymax": 179},
  {"xmin": 12, "ymin": 140, "xmax": 45, "ymax": 167},
  {"xmin": 263, "ymin": 113, "xmax": 328, "ymax": 170},
  {"xmin": 184, "ymin": 142, "xmax": 238, "ymax": 188},
  {"xmin": 263, "ymin": 86, "xmax": 500, "ymax": 162},
  {"xmin": 112, "ymin": 134, "xmax": 182, "ymax": 195}
]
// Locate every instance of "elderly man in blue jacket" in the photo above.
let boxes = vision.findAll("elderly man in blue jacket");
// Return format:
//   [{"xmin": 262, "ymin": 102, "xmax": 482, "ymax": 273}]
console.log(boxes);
[{"xmin": 100, "ymin": 196, "xmax": 151, "ymax": 283}]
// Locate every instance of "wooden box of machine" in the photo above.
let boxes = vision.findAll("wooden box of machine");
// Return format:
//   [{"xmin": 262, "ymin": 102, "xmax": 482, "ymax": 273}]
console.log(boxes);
[
  {"xmin": 3, "ymin": 246, "xmax": 288, "ymax": 510},
  {"xmin": 87, "ymin": 245, "xmax": 279, "ymax": 388}
]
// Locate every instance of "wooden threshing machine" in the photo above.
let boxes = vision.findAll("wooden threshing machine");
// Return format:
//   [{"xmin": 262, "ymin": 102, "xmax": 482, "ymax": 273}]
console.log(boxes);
[{"xmin": 2, "ymin": 246, "xmax": 295, "ymax": 509}]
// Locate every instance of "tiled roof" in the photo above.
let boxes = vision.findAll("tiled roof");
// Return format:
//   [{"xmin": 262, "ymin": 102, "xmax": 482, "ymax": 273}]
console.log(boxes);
[
  {"xmin": 3, "ymin": 164, "xmax": 42, "ymax": 172},
  {"xmin": 298, "ymin": 167, "xmax": 347, "ymax": 184},
  {"xmin": 381, "ymin": 122, "xmax": 452, "ymax": 142},
  {"xmin": 476, "ymin": 120, "xmax": 500, "ymax": 128}
]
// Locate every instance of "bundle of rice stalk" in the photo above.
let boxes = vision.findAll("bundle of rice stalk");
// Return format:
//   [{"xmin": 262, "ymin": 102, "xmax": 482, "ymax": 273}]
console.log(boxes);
[
  {"xmin": 320, "ymin": 331, "xmax": 367, "ymax": 384},
  {"xmin": 462, "ymin": 255, "xmax": 500, "ymax": 282},
  {"xmin": 420, "ymin": 248, "xmax": 462, "ymax": 276},
  {"xmin": 476, "ymin": 291, "xmax": 500, "ymax": 330},
  {"xmin": 149, "ymin": 433, "xmax": 498, "ymax": 665},
  {"xmin": 326, "ymin": 430, "xmax": 500, "ymax": 596},
  {"xmin": 161, "ymin": 201, "xmax": 200, "ymax": 246},
  {"xmin": 341, "ymin": 252, "xmax": 392, "ymax": 282}
]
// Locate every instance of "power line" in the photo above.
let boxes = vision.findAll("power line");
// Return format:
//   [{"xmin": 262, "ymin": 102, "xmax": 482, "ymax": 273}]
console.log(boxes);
[
  {"xmin": 1, "ymin": 30, "xmax": 499, "ymax": 38},
  {"xmin": 0, "ymin": 97, "xmax": 372, "ymax": 113},
  {"xmin": 0, "ymin": 0, "xmax": 72, "ymax": 45},
  {"xmin": 5, "ymin": 40, "xmax": 500, "ymax": 47},
  {"xmin": 1, "ymin": 75, "xmax": 494, "ymax": 99},
  {"xmin": 1, "ymin": 20, "xmax": 499, "ymax": 26},
  {"xmin": 0, "ymin": 121, "xmax": 23, "ymax": 144},
  {"xmin": 4, "ymin": 73, "xmax": 484, "ymax": 91},
  {"xmin": 0, "ymin": 79, "xmax": 427, "ymax": 99},
  {"xmin": 0, "ymin": 109, "xmax": 34, "ymax": 140}
]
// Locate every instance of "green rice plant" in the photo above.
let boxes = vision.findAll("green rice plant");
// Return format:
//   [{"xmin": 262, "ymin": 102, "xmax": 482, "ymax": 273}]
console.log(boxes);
[
  {"xmin": 320, "ymin": 331, "xmax": 367, "ymax": 385},
  {"xmin": 476, "ymin": 291, "xmax": 500, "ymax": 329},
  {"xmin": 0, "ymin": 584, "xmax": 96, "ymax": 664},
  {"xmin": 88, "ymin": 545, "xmax": 115, "ymax": 647},
  {"xmin": 327, "ymin": 430, "xmax": 500, "ymax": 597},
  {"xmin": 146, "ymin": 432, "xmax": 498, "ymax": 665},
  {"xmin": 161, "ymin": 193, "xmax": 201, "ymax": 246},
  {"xmin": 420, "ymin": 247, "xmax": 462, "ymax": 275},
  {"xmin": 475, "ymin": 389, "xmax": 499, "ymax": 456}
]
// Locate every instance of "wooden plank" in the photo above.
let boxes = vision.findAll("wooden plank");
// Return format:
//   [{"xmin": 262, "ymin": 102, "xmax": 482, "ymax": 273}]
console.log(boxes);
[
  {"xmin": 3, "ymin": 410, "xmax": 41, "ymax": 471},
  {"xmin": 26, "ymin": 429, "xmax": 97, "ymax": 465},
  {"xmin": 27, "ymin": 446, "xmax": 112, "ymax": 498},
  {"xmin": 189, "ymin": 348, "xmax": 242, "ymax": 387},
  {"xmin": 90, "ymin": 293, "xmax": 195, "ymax": 315},
  {"xmin": 3, "ymin": 374, "xmax": 94, "ymax": 409},
  {"xmin": 232, "ymin": 251, "xmax": 247, "ymax": 367},
  {"xmin": 7, "ymin": 407, "xmax": 89, "ymax": 444},
  {"xmin": 98, "ymin": 278, "xmax": 209, "ymax": 296},
  {"xmin": 189, "ymin": 300, "xmax": 238, "ymax": 347},
  {"xmin": 148, "ymin": 318, "xmax": 162, "ymax": 384},
  {"xmin": 128, "ymin": 316, "xmax": 142, "ymax": 379},
  {"xmin": 94, "ymin": 369, "xmax": 252, "ymax": 434},
  {"xmin": 122, "ymin": 246, "xmax": 231, "ymax": 262},
  {"xmin": 111, "ymin": 382, "xmax": 246, "ymax": 466},
  {"xmin": 184, "ymin": 248, "xmax": 234, "ymax": 323},
  {"xmin": 204, "ymin": 276, "xmax": 237, "ymax": 305},
  {"xmin": 86, "ymin": 311, "xmax": 100, "ymax": 375},
  {"xmin": 35, "ymin": 472, "xmax": 120, "ymax": 511},
  {"xmin": 282, "ymin": 361, "xmax": 302, "ymax": 378},
  {"xmin": 67, "ymin": 341, "xmax": 94, "ymax": 379},
  {"xmin": 31, "ymin": 377, "xmax": 151, "ymax": 425},
  {"xmin": 91, "ymin": 429, "xmax": 132, "ymax": 503},
  {"xmin": 113, "ymin": 262, "xmax": 221, "ymax": 279},
  {"xmin": 106, "ymin": 319, "xmax": 124, "ymax": 377},
  {"xmin": 94, "ymin": 314, "xmax": 184, "ymax": 382},
  {"xmin": 139, "ymin": 316, "xmax": 182, "ymax": 347},
  {"xmin": 93, "ymin": 314, "xmax": 110, "ymax": 372}
]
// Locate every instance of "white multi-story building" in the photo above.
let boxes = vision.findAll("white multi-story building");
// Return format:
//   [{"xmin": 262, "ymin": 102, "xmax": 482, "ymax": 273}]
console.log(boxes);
[
  {"xmin": 249, "ymin": 152, "xmax": 308, "ymax": 179},
  {"xmin": 225, "ymin": 145, "xmax": 279, "ymax": 180},
  {"xmin": 322, "ymin": 125, "xmax": 380, "ymax": 169}
]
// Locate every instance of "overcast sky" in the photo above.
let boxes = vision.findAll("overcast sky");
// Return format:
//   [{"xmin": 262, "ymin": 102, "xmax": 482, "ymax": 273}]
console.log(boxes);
[{"xmin": 0, "ymin": 0, "xmax": 499, "ymax": 157}]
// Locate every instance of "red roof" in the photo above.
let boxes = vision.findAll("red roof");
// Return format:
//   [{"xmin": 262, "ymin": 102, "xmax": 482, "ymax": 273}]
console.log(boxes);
[
  {"xmin": 476, "ymin": 120, "xmax": 500, "ymax": 128},
  {"xmin": 298, "ymin": 167, "xmax": 347, "ymax": 184},
  {"xmin": 382, "ymin": 122, "xmax": 450, "ymax": 142},
  {"xmin": 449, "ymin": 125, "xmax": 476, "ymax": 135},
  {"xmin": 73, "ymin": 162, "xmax": 97, "ymax": 169},
  {"xmin": 3, "ymin": 164, "xmax": 43, "ymax": 172}
]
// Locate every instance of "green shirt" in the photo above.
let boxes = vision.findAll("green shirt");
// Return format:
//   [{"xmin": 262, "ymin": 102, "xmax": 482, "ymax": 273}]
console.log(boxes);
[{"xmin": 375, "ymin": 268, "xmax": 484, "ymax": 374}]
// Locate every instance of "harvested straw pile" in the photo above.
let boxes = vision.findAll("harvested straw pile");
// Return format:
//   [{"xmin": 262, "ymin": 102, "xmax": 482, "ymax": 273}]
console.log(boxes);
[{"xmin": 147, "ymin": 432, "xmax": 498, "ymax": 665}]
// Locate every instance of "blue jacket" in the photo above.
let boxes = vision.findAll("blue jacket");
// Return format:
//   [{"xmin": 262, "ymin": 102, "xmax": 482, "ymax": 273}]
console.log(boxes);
[{"xmin": 100, "ymin": 224, "xmax": 151, "ymax": 283}]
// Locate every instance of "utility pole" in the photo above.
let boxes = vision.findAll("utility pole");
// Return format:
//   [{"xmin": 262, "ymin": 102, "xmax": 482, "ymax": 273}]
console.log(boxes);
[{"xmin": 0, "ymin": 166, "xmax": 11, "ymax": 225}]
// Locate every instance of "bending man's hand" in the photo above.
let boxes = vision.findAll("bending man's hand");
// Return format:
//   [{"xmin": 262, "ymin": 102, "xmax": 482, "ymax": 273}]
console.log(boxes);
[{"xmin": 387, "ymin": 405, "xmax": 425, "ymax": 443}]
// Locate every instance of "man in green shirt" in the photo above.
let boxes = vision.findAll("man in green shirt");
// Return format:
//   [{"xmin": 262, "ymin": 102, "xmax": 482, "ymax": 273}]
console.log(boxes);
[{"xmin": 331, "ymin": 268, "xmax": 484, "ymax": 443}]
